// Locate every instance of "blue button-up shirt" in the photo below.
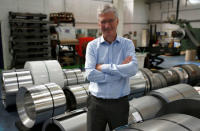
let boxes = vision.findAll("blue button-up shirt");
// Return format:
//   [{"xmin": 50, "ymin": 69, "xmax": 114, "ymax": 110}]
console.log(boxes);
[{"xmin": 85, "ymin": 35, "xmax": 138, "ymax": 99}]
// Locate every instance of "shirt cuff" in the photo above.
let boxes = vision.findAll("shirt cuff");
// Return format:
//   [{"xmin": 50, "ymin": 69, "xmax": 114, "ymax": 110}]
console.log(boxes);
[{"xmin": 101, "ymin": 64, "xmax": 111, "ymax": 74}]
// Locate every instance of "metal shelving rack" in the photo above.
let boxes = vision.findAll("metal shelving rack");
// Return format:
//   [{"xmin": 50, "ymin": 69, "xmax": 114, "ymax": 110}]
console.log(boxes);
[{"xmin": 9, "ymin": 12, "xmax": 51, "ymax": 68}]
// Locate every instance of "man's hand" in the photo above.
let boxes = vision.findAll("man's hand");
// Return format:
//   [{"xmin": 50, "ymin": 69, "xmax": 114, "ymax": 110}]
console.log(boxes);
[
  {"xmin": 96, "ymin": 64, "xmax": 102, "ymax": 71},
  {"xmin": 122, "ymin": 56, "xmax": 132, "ymax": 64}
]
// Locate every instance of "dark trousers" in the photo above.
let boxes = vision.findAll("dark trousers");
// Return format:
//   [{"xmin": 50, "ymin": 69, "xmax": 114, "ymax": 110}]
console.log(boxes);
[{"xmin": 87, "ymin": 95, "xmax": 129, "ymax": 131}]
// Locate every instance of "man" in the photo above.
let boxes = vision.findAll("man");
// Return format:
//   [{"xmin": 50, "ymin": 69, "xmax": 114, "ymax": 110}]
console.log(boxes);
[{"xmin": 85, "ymin": 5, "xmax": 138, "ymax": 131}]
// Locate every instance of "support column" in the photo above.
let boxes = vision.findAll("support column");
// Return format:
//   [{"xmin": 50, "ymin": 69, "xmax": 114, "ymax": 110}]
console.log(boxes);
[{"xmin": 113, "ymin": 0, "xmax": 124, "ymax": 36}]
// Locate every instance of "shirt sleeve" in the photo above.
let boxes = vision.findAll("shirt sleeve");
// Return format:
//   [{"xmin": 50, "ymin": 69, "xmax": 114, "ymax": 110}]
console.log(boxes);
[
  {"xmin": 85, "ymin": 41, "xmax": 122, "ymax": 83},
  {"xmin": 101, "ymin": 40, "xmax": 138, "ymax": 78}
]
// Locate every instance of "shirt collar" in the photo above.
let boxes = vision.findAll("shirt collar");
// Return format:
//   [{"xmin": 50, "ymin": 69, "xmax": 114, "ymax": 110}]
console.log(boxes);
[{"xmin": 100, "ymin": 35, "xmax": 120, "ymax": 44}]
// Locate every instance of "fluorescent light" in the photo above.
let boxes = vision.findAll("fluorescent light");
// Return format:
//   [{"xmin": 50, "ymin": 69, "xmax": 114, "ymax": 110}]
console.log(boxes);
[{"xmin": 189, "ymin": 0, "xmax": 200, "ymax": 4}]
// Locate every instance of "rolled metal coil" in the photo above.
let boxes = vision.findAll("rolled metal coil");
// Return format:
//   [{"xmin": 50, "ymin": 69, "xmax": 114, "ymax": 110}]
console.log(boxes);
[
  {"xmin": 153, "ymin": 73, "xmax": 167, "ymax": 89},
  {"xmin": 150, "ymin": 84, "xmax": 198, "ymax": 103},
  {"xmin": 129, "ymin": 71, "xmax": 147, "ymax": 97},
  {"xmin": 157, "ymin": 69, "xmax": 180, "ymax": 86},
  {"xmin": 171, "ymin": 66, "xmax": 188, "ymax": 83},
  {"xmin": 128, "ymin": 95, "xmax": 163, "ymax": 124},
  {"xmin": 1, "ymin": 69, "xmax": 33, "ymax": 108},
  {"xmin": 24, "ymin": 60, "xmax": 64, "ymax": 88},
  {"xmin": 63, "ymin": 69, "xmax": 86, "ymax": 86},
  {"xmin": 63, "ymin": 83, "xmax": 89, "ymax": 110},
  {"xmin": 170, "ymin": 84, "xmax": 199, "ymax": 98},
  {"xmin": 42, "ymin": 109, "xmax": 87, "ymax": 131},
  {"xmin": 157, "ymin": 113, "xmax": 200, "ymax": 131},
  {"xmin": 42, "ymin": 108, "xmax": 110, "ymax": 131},
  {"xmin": 16, "ymin": 83, "xmax": 66, "ymax": 128},
  {"xmin": 179, "ymin": 64, "xmax": 200, "ymax": 85},
  {"xmin": 118, "ymin": 113, "xmax": 200, "ymax": 131},
  {"xmin": 139, "ymin": 68, "xmax": 153, "ymax": 92}
]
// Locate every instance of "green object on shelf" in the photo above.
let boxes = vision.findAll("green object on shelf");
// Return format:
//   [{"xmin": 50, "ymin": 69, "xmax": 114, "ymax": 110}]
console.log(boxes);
[
  {"xmin": 62, "ymin": 64, "xmax": 84, "ymax": 69},
  {"xmin": 181, "ymin": 28, "xmax": 200, "ymax": 50}
]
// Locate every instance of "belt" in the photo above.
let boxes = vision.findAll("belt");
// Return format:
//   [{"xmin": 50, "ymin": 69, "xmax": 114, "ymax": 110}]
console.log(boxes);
[{"xmin": 90, "ymin": 95, "xmax": 128, "ymax": 102}]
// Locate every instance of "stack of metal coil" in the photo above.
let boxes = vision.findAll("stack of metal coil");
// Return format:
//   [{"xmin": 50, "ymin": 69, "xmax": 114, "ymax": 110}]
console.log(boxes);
[
  {"xmin": 128, "ymin": 84, "xmax": 199, "ymax": 124},
  {"xmin": 1, "ymin": 69, "xmax": 33, "ymax": 108}
]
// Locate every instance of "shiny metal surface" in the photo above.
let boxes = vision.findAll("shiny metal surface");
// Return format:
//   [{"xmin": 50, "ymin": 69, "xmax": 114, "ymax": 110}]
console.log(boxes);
[
  {"xmin": 129, "ymin": 95, "xmax": 163, "ymax": 124},
  {"xmin": 151, "ymin": 74, "xmax": 162, "ymax": 90},
  {"xmin": 180, "ymin": 64, "xmax": 200, "ymax": 85},
  {"xmin": 170, "ymin": 84, "xmax": 199, "ymax": 98},
  {"xmin": 153, "ymin": 73, "xmax": 167, "ymax": 89},
  {"xmin": 129, "ymin": 118, "xmax": 188, "ymax": 131},
  {"xmin": 65, "ymin": 83, "xmax": 89, "ymax": 109},
  {"xmin": 43, "ymin": 60, "xmax": 65, "ymax": 88},
  {"xmin": 150, "ymin": 85, "xmax": 184, "ymax": 103},
  {"xmin": 24, "ymin": 61, "xmax": 49, "ymax": 84},
  {"xmin": 44, "ymin": 83, "xmax": 66, "ymax": 116},
  {"xmin": 42, "ymin": 109, "xmax": 110, "ymax": 131},
  {"xmin": 42, "ymin": 109, "xmax": 87, "ymax": 131},
  {"xmin": 116, "ymin": 113, "xmax": 200, "ymax": 131},
  {"xmin": 139, "ymin": 68, "xmax": 153, "ymax": 91},
  {"xmin": 157, "ymin": 69, "xmax": 180, "ymax": 86},
  {"xmin": 129, "ymin": 71, "xmax": 147, "ymax": 96},
  {"xmin": 193, "ymin": 86, "xmax": 200, "ymax": 95},
  {"xmin": 16, "ymin": 83, "xmax": 66, "ymax": 128},
  {"xmin": 171, "ymin": 67, "xmax": 188, "ymax": 83},
  {"xmin": 73, "ymin": 69, "xmax": 85, "ymax": 84},
  {"xmin": 158, "ymin": 113, "xmax": 200, "ymax": 131},
  {"xmin": 63, "ymin": 69, "xmax": 86, "ymax": 86},
  {"xmin": 1, "ymin": 69, "xmax": 33, "ymax": 108}
]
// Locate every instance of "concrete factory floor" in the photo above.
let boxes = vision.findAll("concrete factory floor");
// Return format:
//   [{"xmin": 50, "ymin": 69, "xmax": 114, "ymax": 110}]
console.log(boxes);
[{"xmin": 158, "ymin": 55, "xmax": 200, "ymax": 68}]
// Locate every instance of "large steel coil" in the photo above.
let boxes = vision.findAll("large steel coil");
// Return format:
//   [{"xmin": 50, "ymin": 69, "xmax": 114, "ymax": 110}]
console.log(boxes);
[
  {"xmin": 139, "ymin": 68, "xmax": 153, "ymax": 91},
  {"xmin": 153, "ymin": 73, "xmax": 167, "ymax": 89},
  {"xmin": 42, "ymin": 109, "xmax": 110, "ymax": 131},
  {"xmin": 116, "ymin": 113, "xmax": 200, "ymax": 131},
  {"xmin": 129, "ymin": 71, "xmax": 148, "ymax": 97},
  {"xmin": 42, "ymin": 109, "xmax": 87, "ymax": 131},
  {"xmin": 157, "ymin": 69, "xmax": 180, "ymax": 86},
  {"xmin": 24, "ymin": 60, "xmax": 64, "ymax": 88},
  {"xmin": 179, "ymin": 64, "xmax": 200, "ymax": 85},
  {"xmin": 63, "ymin": 83, "xmax": 89, "ymax": 110},
  {"xmin": 63, "ymin": 69, "xmax": 86, "ymax": 86},
  {"xmin": 170, "ymin": 83, "xmax": 199, "ymax": 98},
  {"xmin": 128, "ymin": 95, "xmax": 163, "ymax": 124},
  {"xmin": 171, "ymin": 66, "xmax": 188, "ymax": 83},
  {"xmin": 1, "ymin": 69, "xmax": 33, "ymax": 108},
  {"xmin": 150, "ymin": 84, "xmax": 198, "ymax": 103},
  {"xmin": 16, "ymin": 83, "xmax": 66, "ymax": 128}
]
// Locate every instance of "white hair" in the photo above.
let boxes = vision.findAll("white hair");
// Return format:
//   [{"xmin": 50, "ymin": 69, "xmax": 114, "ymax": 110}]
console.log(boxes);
[{"xmin": 97, "ymin": 4, "xmax": 118, "ymax": 19}]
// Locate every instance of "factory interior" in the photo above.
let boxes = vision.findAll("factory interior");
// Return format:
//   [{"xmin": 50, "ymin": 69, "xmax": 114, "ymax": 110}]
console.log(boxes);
[{"xmin": 0, "ymin": 0, "xmax": 200, "ymax": 131}]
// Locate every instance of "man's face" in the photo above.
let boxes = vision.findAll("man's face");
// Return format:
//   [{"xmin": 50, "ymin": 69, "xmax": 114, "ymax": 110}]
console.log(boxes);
[{"xmin": 98, "ymin": 12, "xmax": 118, "ymax": 38}]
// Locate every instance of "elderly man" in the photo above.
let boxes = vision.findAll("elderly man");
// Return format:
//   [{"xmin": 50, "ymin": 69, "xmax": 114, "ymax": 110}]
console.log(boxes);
[{"xmin": 85, "ymin": 5, "xmax": 138, "ymax": 131}]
